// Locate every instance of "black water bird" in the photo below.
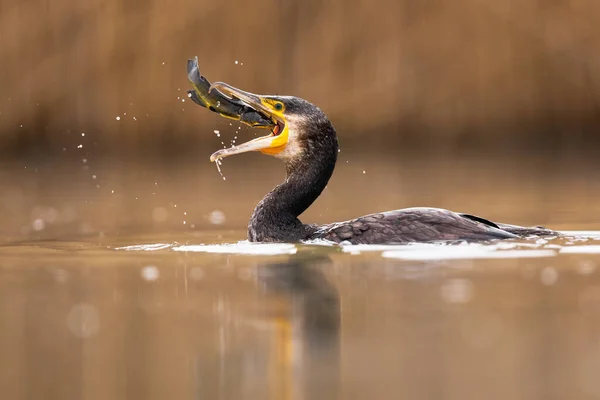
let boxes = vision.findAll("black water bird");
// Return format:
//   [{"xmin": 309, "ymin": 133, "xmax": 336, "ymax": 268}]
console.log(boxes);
[{"xmin": 188, "ymin": 59, "xmax": 556, "ymax": 244}]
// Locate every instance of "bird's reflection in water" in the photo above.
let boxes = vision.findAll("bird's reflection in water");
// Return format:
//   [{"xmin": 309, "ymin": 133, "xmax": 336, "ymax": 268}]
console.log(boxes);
[{"xmin": 257, "ymin": 255, "xmax": 341, "ymax": 400}]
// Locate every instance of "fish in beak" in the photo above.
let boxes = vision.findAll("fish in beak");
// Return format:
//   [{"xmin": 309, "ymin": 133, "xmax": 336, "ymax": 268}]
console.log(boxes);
[
  {"xmin": 186, "ymin": 57, "xmax": 292, "ymax": 164},
  {"xmin": 206, "ymin": 82, "xmax": 289, "ymax": 163},
  {"xmin": 186, "ymin": 57, "xmax": 274, "ymax": 128}
]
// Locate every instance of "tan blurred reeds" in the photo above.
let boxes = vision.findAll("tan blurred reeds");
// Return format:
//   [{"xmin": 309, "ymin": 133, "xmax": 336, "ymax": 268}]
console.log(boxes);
[{"xmin": 1, "ymin": 0, "xmax": 599, "ymax": 159}]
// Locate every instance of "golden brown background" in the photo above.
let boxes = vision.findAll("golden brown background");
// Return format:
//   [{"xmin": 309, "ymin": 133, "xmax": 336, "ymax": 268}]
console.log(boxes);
[
  {"xmin": 1, "ymin": 0, "xmax": 599, "ymax": 240},
  {"xmin": 2, "ymin": 0, "xmax": 600, "ymax": 160},
  {"xmin": 2, "ymin": 3, "xmax": 600, "ymax": 399}
]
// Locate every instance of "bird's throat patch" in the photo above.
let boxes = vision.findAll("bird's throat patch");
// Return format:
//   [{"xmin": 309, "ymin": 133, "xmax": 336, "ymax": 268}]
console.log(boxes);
[{"xmin": 260, "ymin": 124, "xmax": 289, "ymax": 155}]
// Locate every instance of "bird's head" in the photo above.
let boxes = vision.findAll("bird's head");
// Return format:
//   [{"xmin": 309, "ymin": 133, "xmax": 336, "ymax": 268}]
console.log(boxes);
[{"xmin": 208, "ymin": 82, "xmax": 337, "ymax": 166}]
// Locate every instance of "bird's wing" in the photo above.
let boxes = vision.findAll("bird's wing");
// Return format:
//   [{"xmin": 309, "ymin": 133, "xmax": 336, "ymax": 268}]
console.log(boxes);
[
  {"xmin": 315, "ymin": 207, "xmax": 518, "ymax": 244},
  {"xmin": 458, "ymin": 213, "xmax": 558, "ymax": 237}
]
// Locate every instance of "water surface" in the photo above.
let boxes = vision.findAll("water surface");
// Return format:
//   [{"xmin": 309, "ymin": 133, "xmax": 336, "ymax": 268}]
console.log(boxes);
[
  {"xmin": 2, "ymin": 154, "xmax": 600, "ymax": 399},
  {"xmin": 2, "ymin": 231, "xmax": 600, "ymax": 400}
]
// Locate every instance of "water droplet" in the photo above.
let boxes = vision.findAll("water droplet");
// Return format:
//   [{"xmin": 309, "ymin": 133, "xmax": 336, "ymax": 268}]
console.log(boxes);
[
  {"xmin": 578, "ymin": 261, "xmax": 597, "ymax": 275},
  {"xmin": 67, "ymin": 303, "xmax": 100, "ymax": 338},
  {"xmin": 77, "ymin": 144, "xmax": 83, "ymax": 149},
  {"xmin": 208, "ymin": 210, "xmax": 226, "ymax": 225},
  {"xmin": 541, "ymin": 266, "xmax": 558, "ymax": 286},
  {"xmin": 441, "ymin": 279, "xmax": 474, "ymax": 304},
  {"xmin": 32, "ymin": 218, "xmax": 45, "ymax": 231},
  {"xmin": 140, "ymin": 265, "xmax": 159, "ymax": 281},
  {"xmin": 116, "ymin": 116, "xmax": 121, "ymax": 121},
  {"xmin": 81, "ymin": 132, "xmax": 85, "ymax": 137},
  {"xmin": 214, "ymin": 158, "xmax": 226, "ymax": 180},
  {"xmin": 234, "ymin": 60, "xmax": 239, "ymax": 64}
]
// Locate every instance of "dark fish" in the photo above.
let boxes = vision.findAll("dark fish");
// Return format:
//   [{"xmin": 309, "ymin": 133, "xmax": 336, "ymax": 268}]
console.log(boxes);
[{"xmin": 186, "ymin": 57, "xmax": 274, "ymax": 128}]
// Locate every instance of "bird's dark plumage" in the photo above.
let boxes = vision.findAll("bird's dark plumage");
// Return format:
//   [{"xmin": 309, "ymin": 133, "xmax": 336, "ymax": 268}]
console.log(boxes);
[
  {"xmin": 312, "ymin": 208, "xmax": 520, "ymax": 244},
  {"xmin": 242, "ymin": 98, "xmax": 556, "ymax": 244}
]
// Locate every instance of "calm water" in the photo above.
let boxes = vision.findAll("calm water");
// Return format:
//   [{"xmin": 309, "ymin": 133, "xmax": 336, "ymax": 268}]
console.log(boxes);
[
  {"xmin": 2, "ymin": 155, "xmax": 600, "ymax": 399},
  {"xmin": 1, "ymin": 232, "xmax": 600, "ymax": 400}
]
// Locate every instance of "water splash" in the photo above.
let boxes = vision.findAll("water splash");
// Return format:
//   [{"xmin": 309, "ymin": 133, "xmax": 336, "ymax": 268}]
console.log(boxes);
[
  {"xmin": 113, "ymin": 231, "xmax": 600, "ymax": 258},
  {"xmin": 116, "ymin": 243, "xmax": 172, "ymax": 251},
  {"xmin": 173, "ymin": 242, "xmax": 297, "ymax": 255},
  {"xmin": 560, "ymin": 246, "xmax": 600, "ymax": 254},
  {"xmin": 215, "ymin": 158, "xmax": 226, "ymax": 180},
  {"xmin": 382, "ymin": 247, "xmax": 557, "ymax": 261}
]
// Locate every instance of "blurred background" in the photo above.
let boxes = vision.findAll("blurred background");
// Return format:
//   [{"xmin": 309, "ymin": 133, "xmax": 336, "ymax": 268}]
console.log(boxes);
[
  {"xmin": 1, "ymin": 0, "xmax": 600, "ymax": 240},
  {"xmin": 3, "ymin": 3, "xmax": 600, "ymax": 400}
]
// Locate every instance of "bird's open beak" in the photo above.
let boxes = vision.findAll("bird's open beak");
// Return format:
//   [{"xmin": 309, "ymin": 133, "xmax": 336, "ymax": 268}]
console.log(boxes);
[{"xmin": 208, "ymin": 82, "xmax": 288, "ymax": 162}]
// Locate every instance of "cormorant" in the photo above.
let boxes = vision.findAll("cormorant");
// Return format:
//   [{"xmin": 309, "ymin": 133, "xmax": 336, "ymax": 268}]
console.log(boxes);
[{"xmin": 188, "ymin": 61, "xmax": 556, "ymax": 244}]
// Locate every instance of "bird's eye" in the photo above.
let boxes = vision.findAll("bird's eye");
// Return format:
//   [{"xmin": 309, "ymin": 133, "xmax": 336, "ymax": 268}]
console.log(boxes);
[{"xmin": 274, "ymin": 102, "xmax": 283, "ymax": 111}]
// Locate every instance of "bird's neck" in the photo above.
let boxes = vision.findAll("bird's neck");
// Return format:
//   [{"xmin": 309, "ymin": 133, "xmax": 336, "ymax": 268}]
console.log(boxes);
[{"xmin": 248, "ymin": 148, "xmax": 337, "ymax": 242}]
